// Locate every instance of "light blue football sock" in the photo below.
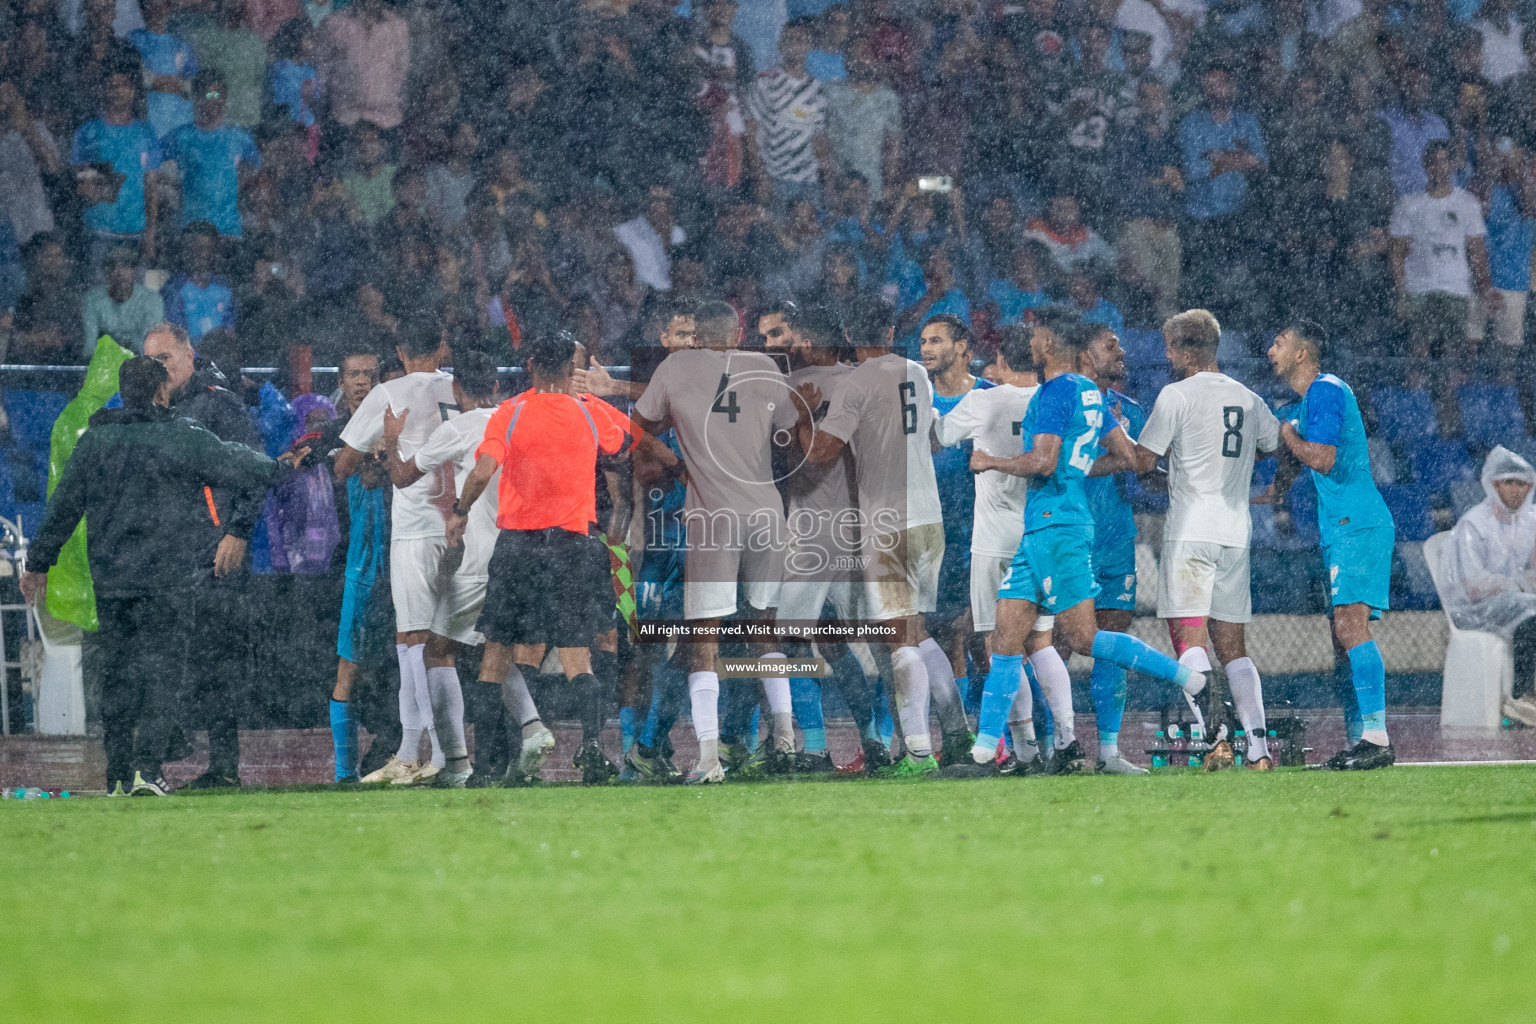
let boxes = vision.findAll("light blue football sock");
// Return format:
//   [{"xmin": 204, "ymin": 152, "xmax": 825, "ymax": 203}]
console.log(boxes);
[
  {"xmin": 1091, "ymin": 659, "xmax": 1128, "ymax": 758},
  {"xmin": 1348, "ymin": 640, "xmax": 1388, "ymax": 744},
  {"xmin": 789, "ymin": 677, "xmax": 827, "ymax": 752},
  {"xmin": 619, "ymin": 706, "xmax": 637, "ymax": 756},
  {"xmin": 1335, "ymin": 655, "xmax": 1363, "ymax": 745},
  {"xmin": 329, "ymin": 700, "xmax": 357, "ymax": 781},
  {"xmin": 1091, "ymin": 629, "xmax": 1192, "ymax": 687},
  {"xmin": 1029, "ymin": 667, "xmax": 1053, "ymax": 752},
  {"xmin": 975, "ymin": 654, "xmax": 1023, "ymax": 756},
  {"xmin": 638, "ymin": 680, "xmax": 662, "ymax": 749}
]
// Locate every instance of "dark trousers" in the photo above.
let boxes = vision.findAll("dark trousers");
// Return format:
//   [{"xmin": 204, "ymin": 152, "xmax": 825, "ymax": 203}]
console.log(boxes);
[
  {"xmin": 1513, "ymin": 617, "xmax": 1536, "ymax": 700},
  {"xmin": 91, "ymin": 592, "xmax": 195, "ymax": 785},
  {"xmin": 192, "ymin": 578, "xmax": 251, "ymax": 777}
]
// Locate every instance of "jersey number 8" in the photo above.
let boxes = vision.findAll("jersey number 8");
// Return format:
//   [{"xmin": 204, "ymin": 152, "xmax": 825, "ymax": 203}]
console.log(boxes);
[{"xmin": 1221, "ymin": 405, "xmax": 1243, "ymax": 458}]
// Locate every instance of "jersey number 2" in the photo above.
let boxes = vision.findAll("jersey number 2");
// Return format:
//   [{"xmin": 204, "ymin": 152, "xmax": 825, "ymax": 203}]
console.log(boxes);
[
  {"xmin": 1221, "ymin": 406, "xmax": 1243, "ymax": 458},
  {"xmin": 1069, "ymin": 409, "xmax": 1103, "ymax": 472},
  {"xmin": 711, "ymin": 373, "xmax": 740, "ymax": 422},
  {"xmin": 899, "ymin": 381, "xmax": 917, "ymax": 435}
]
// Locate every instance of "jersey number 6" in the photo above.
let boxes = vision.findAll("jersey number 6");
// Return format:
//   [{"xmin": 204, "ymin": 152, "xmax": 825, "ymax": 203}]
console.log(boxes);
[{"xmin": 899, "ymin": 381, "xmax": 917, "ymax": 435}]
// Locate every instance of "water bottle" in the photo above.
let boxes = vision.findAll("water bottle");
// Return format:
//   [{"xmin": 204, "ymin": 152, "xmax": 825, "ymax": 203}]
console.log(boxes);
[
  {"xmin": 4, "ymin": 787, "xmax": 46, "ymax": 800},
  {"xmin": 1150, "ymin": 731, "xmax": 1170, "ymax": 768},
  {"xmin": 1168, "ymin": 724, "xmax": 1184, "ymax": 756},
  {"xmin": 1233, "ymin": 730, "xmax": 1246, "ymax": 767}
]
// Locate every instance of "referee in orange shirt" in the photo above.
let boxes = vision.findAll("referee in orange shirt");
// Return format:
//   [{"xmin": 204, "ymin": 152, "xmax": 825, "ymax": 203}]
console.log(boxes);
[{"xmin": 447, "ymin": 331, "xmax": 679, "ymax": 783}]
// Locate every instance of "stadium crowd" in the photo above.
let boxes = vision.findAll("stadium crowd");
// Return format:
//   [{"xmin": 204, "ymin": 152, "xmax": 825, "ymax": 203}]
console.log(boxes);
[{"xmin": 3, "ymin": 0, "xmax": 1535, "ymax": 792}]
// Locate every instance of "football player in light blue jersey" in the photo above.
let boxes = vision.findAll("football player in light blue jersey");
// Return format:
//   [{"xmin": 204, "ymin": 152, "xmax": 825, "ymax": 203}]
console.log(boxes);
[
  {"xmin": 971, "ymin": 308, "xmax": 1207, "ymax": 773},
  {"xmin": 1267, "ymin": 321, "xmax": 1397, "ymax": 770},
  {"xmin": 1070, "ymin": 325, "xmax": 1151, "ymax": 775},
  {"xmin": 921, "ymin": 313, "xmax": 992, "ymax": 764}
]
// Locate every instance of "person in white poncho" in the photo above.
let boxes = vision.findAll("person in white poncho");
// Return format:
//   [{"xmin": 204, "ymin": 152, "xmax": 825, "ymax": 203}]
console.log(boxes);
[{"xmin": 1439, "ymin": 445, "xmax": 1536, "ymax": 722}]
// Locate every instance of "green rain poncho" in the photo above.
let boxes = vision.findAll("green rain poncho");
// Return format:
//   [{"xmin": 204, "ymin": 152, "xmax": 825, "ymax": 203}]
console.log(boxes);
[{"xmin": 43, "ymin": 335, "xmax": 132, "ymax": 630}]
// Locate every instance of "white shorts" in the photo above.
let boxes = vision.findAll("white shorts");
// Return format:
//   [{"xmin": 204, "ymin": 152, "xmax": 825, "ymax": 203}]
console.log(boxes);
[
  {"xmin": 776, "ymin": 577, "xmax": 859, "ymax": 623},
  {"xmin": 970, "ymin": 551, "xmax": 1055, "ymax": 634},
  {"xmin": 430, "ymin": 574, "xmax": 488, "ymax": 646},
  {"xmin": 862, "ymin": 522, "xmax": 944, "ymax": 622},
  {"xmin": 390, "ymin": 536, "xmax": 449, "ymax": 633},
  {"xmin": 682, "ymin": 540, "xmax": 786, "ymax": 620},
  {"xmin": 1157, "ymin": 540, "xmax": 1252, "ymax": 623}
]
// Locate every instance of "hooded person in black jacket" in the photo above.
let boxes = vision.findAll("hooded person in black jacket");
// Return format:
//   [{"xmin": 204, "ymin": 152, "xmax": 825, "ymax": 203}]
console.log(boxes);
[
  {"xmin": 20, "ymin": 357, "xmax": 303, "ymax": 796},
  {"xmin": 143, "ymin": 322, "xmax": 265, "ymax": 789}
]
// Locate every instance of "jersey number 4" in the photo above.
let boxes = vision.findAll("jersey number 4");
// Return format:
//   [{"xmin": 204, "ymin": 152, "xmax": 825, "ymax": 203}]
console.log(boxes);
[
  {"xmin": 711, "ymin": 373, "xmax": 740, "ymax": 422},
  {"xmin": 1221, "ymin": 406, "xmax": 1243, "ymax": 458}
]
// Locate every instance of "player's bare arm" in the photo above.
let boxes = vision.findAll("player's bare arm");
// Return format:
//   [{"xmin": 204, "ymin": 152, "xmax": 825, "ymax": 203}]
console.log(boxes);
[
  {"xmin": 1086, "ymin": 424, "xmax": 1137, "ymax": 477},
  {"xmin": 972, "ymin": 433, "xmax": 1059, "ymax": 478},
  {"xmin": 445, "ymin": 453, "xmax": 499, "ymax": 547},
  {"xmin": 1279, "ymin": 419, "xmax": 1336, "ymax": 474},
  {"xmin": 381, "ymin": 406, "xmax": 427, "ymax": 488},
  {"xmin": 332, "ymin": 444, "xmax": 366, "ymax": 481}
]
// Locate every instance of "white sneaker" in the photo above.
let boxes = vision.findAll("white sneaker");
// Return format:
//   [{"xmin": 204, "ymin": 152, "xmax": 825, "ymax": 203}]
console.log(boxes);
[
  {"xmin": 517, "ymin": 727, "xmax": 556, "ymax": 782},
  {"xmin": 396, "ymin": 762, "xmax": 441, "ymax": 786},
  {"xmin": 685, "ymin": 762, "xmax": 725, "ymax": 785},
  {"xmin": 1097, "ymin": 753, "xmax": 1149, "ymax": 775},
  {"xmin": 361, "ymin": 756, "xmax": 418, "ymax": 784},
  {"xmin": 1504, "ymin": 696, "xmax": 1536, "ymax": 727}
]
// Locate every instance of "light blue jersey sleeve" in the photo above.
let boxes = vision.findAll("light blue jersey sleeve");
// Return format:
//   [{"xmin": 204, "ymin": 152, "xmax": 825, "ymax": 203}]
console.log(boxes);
[
  {"xmin": 1300, "ymin": 375, "xmax": 1393, "ymax": 543},
  {"xmin": 1086, "ymin": 390, "xmax": 1143, "ymax": 562}
]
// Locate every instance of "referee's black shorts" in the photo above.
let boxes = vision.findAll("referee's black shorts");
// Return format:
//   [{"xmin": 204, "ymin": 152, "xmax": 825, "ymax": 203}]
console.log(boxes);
[{"xmin": 478, "ymin": 527, "xmax": 613, "ymax": 648}]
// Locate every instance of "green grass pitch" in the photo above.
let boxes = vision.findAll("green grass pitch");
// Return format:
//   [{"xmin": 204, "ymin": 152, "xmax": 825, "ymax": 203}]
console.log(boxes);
[{"xmin": 2, "ymin": 767, "xmax": 1533, "ymax": 1023}]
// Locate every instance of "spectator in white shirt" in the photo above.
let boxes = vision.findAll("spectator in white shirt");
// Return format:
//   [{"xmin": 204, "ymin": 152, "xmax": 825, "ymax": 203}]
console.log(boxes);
[
  {"xmin": 614, "ymin": 185, "xmax": 686, "ymax": 293},
  {"xmin": 1389, "ymin": 140, "xmax": 1496, "ymax": 361},
  {"xmin": 1476, "ymin": 0, "xmax": 1528, "ymax": 86}
]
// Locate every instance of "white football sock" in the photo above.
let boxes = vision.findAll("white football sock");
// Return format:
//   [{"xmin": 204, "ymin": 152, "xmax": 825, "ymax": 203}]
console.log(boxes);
[
  {"xmin": 500, "ymin": 664, "xmax": 541, "ymax": 728},
  {"xmin": 1225, "ymin": 657, "xmax": 1270, "ymax": 761},
  {"xmin": 1006, "ymin": 683, "xmax": 1038, "ymax": 762},
  {"xmin": 1179, "ymin": 645, "xmax": 1213, "ymax": 673},
  {"xmin": 1028, "ymin": 647, "xmax": 1075, "ymax": 749},
  {"xmin": 400, "ymin": 644, "xmax": 444, "ymax": 767},
  {"xmin": 688, "ymin": 671, "xmax": 721, "ymax": 770},
  {"xmin": 759, "ymin": 653, "xmax": 794, "ymax": 752},
  {"xmin": 395, "ymin": 643, "xmax": 424, "ymax": 761},
  {"xmin": 918, "ymin": 636, "xmax": 967, "ymax": 737},
  {"xmin": 426, "ymin": 665, "xmax": 467, "ymax": 762},
  {"xmin": 891, "ymin": 645, "xmax": 932, "ymax": 758}
]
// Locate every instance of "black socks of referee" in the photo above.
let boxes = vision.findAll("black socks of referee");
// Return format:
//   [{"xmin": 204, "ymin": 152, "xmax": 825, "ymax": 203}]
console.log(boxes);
[{"xmin": 580, "ymin": 649, "xmax": 619, "ymax": 746}]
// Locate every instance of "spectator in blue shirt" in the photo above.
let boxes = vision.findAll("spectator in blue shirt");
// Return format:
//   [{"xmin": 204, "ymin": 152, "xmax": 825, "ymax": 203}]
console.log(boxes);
[
  {"xmin": 806, "ymin": 5, "xmax": 848, "ymax": 81},
  {"xmin": 1178, "ymin": 64, "xmax": 1267, "ymax": 324},
  {"xmin": 268, "ymin": 18, "xmax": 320, "ymax": 129},
  {"xmin": 894, "ymin": 244, "xmax": 970, "ymax": 359},
  {"xmin": 165, "ymin": 70, "xmax": 260, "ymax": 238},
  {"xmin": 1114, "ymin": 76, "xmax": 1184, "ymax": 322},
  {"xmin": 1066, "ymin": 264, "xmax": 1125, "ymax": 336},
  {"xmin": 1478, "ymin": 140, "xmax": 1536, "ymax": 355},
  {"xmin": 129, "ymin": 0, "xmax": 197, "ymax": 140},
  {"xmin": 71, "ymin": 67, "xmax": 162, "ymax": 272},
  {"xmin": 987, "ymin": 240, "xmax": 1052, "ymax": 327},
  {"xmin": 163, "ymin": 220, "xmax": 236, "ymax": 341},
  {"xmin": 1377, "ymin": 61, "xmax": 1450, "ymax": 197}
]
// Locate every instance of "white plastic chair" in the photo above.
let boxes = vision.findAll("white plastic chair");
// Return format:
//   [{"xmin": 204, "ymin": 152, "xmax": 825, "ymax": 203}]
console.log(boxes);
[{"xmin": 1424, "ymin": 532, "xmax": 1513, "ymax": 730}]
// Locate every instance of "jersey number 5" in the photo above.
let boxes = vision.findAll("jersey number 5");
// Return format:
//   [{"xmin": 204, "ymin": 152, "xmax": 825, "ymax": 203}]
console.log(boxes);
[
  {"xmin": 712, "ymin": 373, "xmax": 740, "ymax": 422},
  {"xmin": 899, "ymin": 381, "xmax": 917, "ymax": 435},
  {"xmin": 1221, "ymin": 406, "xmax": 1243, "ymax": 458},
  {"xmin": 1068, "ymin": 409, "xmax": 1103, "ymax": 472}
]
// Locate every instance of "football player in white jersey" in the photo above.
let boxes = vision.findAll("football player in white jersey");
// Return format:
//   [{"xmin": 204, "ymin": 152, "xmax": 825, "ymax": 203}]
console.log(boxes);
[
  {"xmin": 373, "ymin": 351, "xmax": 503, "ymax": 787},
  {"xmin": 934, "ymin": 325, "xmax": 1059, "ymax": 776},
  {"xmin": 778, "ymin": 304, "xmax": 888, "ymax": 771},
  {"xmin": 795, "ymin": 296, "xmax": 948, "ymax": 778},
  {"xmin": 335, "ymin": 323, "xmax": 460, "ymax": 785},
  {"xmin": 1131, "ymin": 309, "xmax": 1281, "ymax": 770},
  {"xmin": 633, "ymin": 300, "xmax": 799, "ymax": 784}
]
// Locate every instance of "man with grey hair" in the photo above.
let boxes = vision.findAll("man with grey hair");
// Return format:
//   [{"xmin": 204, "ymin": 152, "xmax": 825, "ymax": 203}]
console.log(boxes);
[{"xmin": 143, "ymin": 320, "xmax": 266, "ymax": 788}]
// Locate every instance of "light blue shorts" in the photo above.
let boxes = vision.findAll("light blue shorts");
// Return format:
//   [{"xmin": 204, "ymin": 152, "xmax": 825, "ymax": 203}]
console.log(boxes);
[
  {"xmin": 1325, "ymin": 526, "xmax": 1393, "ymax": 617},
  {"xmin": 999, "ymin": 525, "xmax": 1099, "ymax": 613}
]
